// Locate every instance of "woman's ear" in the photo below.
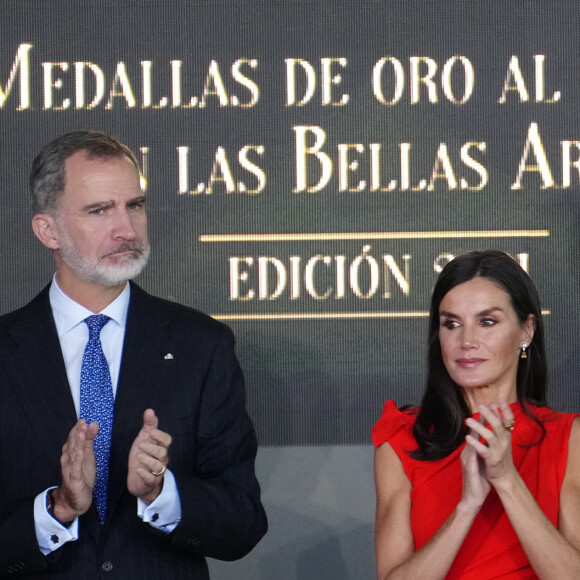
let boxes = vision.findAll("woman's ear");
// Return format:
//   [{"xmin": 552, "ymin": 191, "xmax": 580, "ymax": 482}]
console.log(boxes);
[{"xmin": 522, "ymin": 314, "xmax": 535, "ymax": 345}]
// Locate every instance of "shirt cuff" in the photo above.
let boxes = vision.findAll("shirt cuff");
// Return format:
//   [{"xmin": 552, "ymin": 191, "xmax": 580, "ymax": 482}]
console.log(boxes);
[
  {"xmin": 137, "ymin": 469, "xmax": 181, "ymax": 533},
  {"xmin": 34, "ymin": 488, "xmax": 79, "ymax": 555}
]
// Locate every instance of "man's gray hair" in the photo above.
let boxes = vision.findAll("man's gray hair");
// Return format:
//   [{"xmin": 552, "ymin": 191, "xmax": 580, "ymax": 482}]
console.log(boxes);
[{"xmin": 30, "ymin": 130, "xmax": 140, "ymax": 214}]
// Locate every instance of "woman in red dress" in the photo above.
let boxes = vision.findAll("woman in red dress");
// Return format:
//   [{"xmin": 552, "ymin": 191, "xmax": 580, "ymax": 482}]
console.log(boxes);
[{"xmin": 373, "ymin": 250, "xmax": 580, "ymax": 579}]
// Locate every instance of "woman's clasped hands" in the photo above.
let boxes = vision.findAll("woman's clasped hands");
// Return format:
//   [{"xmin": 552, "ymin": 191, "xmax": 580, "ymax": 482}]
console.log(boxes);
[{"xmin": 460, "ymin": 400, "xmax": 517, "ymax": 508}]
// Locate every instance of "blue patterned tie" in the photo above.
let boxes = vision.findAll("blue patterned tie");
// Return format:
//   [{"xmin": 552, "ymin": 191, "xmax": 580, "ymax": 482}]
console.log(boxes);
[{"xmin": 79, "ymin": 314, "xmax": 114, "ymax": 525}]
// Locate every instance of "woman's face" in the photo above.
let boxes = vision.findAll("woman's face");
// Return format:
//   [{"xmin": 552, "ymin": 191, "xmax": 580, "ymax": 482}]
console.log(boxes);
[{"xmin": 438, "ymin": 277, "xmax": 534, "ymax": 400}]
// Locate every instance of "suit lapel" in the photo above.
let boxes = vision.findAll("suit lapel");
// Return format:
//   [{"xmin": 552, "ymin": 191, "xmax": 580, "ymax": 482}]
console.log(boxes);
[
  {"xmin": 2, "ymin": 287, "xmax": 77, "ymax": 478},
  {"xmin": 1, "ymin": 285, "xmax": 177, "ymax": 532},
  {"xmin": 107, "ymin": 284, "xmax": 174, "ymax": 519},
  {"xmin": 2, "ymin": 287, "xmax": 105, "ymax": 537}
]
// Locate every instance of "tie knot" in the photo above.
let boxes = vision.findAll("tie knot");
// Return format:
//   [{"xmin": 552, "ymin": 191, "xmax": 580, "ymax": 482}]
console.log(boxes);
[{"xmin": 84, "ymin": 314, "xmax": 111, "ymax": 339}]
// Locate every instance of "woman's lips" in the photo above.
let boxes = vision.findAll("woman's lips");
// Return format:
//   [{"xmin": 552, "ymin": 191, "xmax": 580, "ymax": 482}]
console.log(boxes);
[{"xmin": 456, "ymin": 358, "xmax": 486, "ymax": 368}]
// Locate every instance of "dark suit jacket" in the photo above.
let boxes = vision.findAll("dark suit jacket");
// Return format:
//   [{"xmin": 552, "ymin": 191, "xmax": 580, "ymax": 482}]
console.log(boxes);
[{"xmin": 0, "ymin": 283, "xmax": 267, "ymax": 579}]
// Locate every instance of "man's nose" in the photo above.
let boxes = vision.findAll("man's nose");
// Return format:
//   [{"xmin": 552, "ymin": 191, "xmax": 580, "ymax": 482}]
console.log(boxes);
[{"xmin": 112, "ymin": 210, "xmax": 137, "ymax": 240}]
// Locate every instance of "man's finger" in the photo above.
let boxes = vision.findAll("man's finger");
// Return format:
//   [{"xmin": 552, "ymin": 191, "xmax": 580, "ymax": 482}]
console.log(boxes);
[
  {"xmin": 143, "ymin": 408, "xmax": 158, "ymax": 430},
  {"xmin": 139, "ymin": 440, "xmax": 169, "ymax": 461},
  {"xmin": 149, "ymin": 429, "xmax": 172, "ymax": 448},
  {"xmin": 86, "ymin": 421, "xmax": 100, "ymax": 441}
]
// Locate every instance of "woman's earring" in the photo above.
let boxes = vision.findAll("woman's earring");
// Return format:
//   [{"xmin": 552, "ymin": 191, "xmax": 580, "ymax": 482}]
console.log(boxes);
[{"xmin": 520, "ymin": 343, "xmax": 528, "ymax": 359}]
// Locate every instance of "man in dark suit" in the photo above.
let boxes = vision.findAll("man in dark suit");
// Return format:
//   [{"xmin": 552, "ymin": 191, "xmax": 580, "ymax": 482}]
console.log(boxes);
[{"xmin": 0, "ymin": 131, "xmax": 267, "ymax": 578}]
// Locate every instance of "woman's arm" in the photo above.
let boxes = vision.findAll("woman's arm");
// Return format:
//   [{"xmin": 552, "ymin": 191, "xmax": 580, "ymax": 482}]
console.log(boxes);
[
  {"xmin": 467, "ymin": 405, "xmax": 580, "ymax": 580},
  {"xmin": 558, "ymin": 418, "xmax": 580, "ymax": 561},
  {"xmin": 374, "ymin": 440, "xmax": 488, "ymax": 580}
]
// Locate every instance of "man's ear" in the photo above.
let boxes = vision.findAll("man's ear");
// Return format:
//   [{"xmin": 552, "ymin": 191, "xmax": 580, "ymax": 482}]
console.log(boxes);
[{"xmin": 32, "ymin": 213, "xmax": 60, "ymax": 250}]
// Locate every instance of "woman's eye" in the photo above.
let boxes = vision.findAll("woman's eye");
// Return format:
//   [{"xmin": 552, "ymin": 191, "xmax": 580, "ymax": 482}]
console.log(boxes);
[
  {"xmin": 481, "ymin": 318, "xmax": 496, "ymax": 326},
  {"xmin": 441, "ymin": 320, "xmax": 459, "ymax": 329}
]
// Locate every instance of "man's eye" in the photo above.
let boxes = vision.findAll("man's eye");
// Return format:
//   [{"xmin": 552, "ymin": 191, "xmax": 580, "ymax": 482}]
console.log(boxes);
[{"xmin": 128, "ymin": 199, "xmax": 146, "ymax": 210}]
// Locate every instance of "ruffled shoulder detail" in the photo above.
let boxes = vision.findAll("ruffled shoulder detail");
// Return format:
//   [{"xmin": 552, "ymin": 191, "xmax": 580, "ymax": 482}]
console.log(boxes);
[
  {"xmin": 372, "ymin": 400, "xmax": 419, "ymax": 448},
  {"xmin": 530, "ymin": 404, "xmax": 574, "ymax": 423},
  {"xmin": 529, "ymin": 405, "xmax": 580, "ymax": 435}
]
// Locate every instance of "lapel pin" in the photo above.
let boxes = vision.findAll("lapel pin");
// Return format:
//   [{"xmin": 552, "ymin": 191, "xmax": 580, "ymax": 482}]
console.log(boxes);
[{"xmin": 164, "ymin": 353, "xmax": 174, "ymax": 360}]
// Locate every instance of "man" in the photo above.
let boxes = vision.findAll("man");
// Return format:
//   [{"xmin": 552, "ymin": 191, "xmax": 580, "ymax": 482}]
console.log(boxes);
[{"xmin": 0, "ymin": 131, "xmax": 267, "ymax": 578}]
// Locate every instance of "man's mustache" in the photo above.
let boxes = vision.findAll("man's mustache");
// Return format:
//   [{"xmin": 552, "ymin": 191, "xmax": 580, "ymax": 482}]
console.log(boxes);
[{"xmin": 100, "ymin": 242, "xmax": 146, "ymax": 258}]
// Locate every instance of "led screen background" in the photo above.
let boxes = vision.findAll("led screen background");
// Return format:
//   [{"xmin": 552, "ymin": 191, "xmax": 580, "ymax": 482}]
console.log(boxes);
[{"xmin": 1, "ymin": 1, "xmax": 579, "ymax": 447}]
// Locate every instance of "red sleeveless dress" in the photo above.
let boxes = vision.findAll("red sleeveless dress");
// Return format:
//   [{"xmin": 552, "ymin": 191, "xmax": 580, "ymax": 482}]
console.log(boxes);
[{"xmin": 372, "ymin": 401, "xmax": 578, "ymax": 579}]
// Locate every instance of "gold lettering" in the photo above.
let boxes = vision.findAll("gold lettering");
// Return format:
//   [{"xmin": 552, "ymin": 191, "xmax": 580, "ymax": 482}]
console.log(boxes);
[
  {"xmin": 383, "ymin": 255, "xmax": 411, "ymax": 298},
  {"xmin": 74, "ymin": 62, "xmax": 105, "ymax": 109},
  {"xmin": 410, "ymin": 57, "xmax": 438, "ymax": 104},
  {"xmin": 285, "ymin": 58, "xmax": 316, "ymax": 106},
  {"xmin": 561, "ymin": 141, "xmax": 580, "ymax": 188},
  {"xmin": 372, "ymin": 57, "xmax": 405, "ymax": 105},
  {"xmin": 320, "ymin": 57, "xmax": 349, "ymax": 106},
  {"xmin": 0, "ymin": 43, "xmax": 32, "ymax": 110},
  {"xmin": 141, "ymin": 61, "xmax": 168, "ymax": 108},
  {"xmin": 231, "ymin": 58, "xmax": 259, "ymax": 107},
  {"xmin": 229, "ymin": 257, "xmax": 255, "ymax": 300},
  {"xmin": 42, "ymin": 62, "xmax": 70, "ymax": 110},
  {"xmin": 428, "ymin": 144, "xmax": 457, "ymax": 190},
  {"xmin": 460, "ymin": 142, "xmax": 487, "ymax": 190},
  {"xmin": 499, "ymin": 56, "xmax": 529, "ymax": 103},
  {"xmin": 258, "ymin": 257, "xmax": 286, "ymax": 299},
  {"xmin": 238, "ymin": 145, "xmax": 266, "ymax": 193},
  {"xmin": 207, "ymin": 147, "xmax": 236, "ymax": 193},
  {"xmin": 105, "ymin": 62, "xmax": 136, "ymax": 109},
  {"xmin": 293, "ymin": 125, "xmax": 332, "ymax": 192},
  {"xmin": 338, "ymin": 143, "xmax": 365, "ymax": 191},
  {"xmin": 441, "ymin": 56, "xmax": 474, "ymax": 104},
  {"xmin": 304, "ymin": 255, "xmax": 332, "ymax": 299},
  {"xmin": 199, "ymin": 60, "xmax": 230, "ymax": 108},
  {"xmin": 511, "ymin": 122, "xmax": 554, "ymax": 189}
]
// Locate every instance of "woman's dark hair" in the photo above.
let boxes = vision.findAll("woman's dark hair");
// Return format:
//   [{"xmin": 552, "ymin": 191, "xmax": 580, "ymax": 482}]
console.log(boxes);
[{"xmin": 412, "ymin": 250, "xmax": 547, "ymax": 460}]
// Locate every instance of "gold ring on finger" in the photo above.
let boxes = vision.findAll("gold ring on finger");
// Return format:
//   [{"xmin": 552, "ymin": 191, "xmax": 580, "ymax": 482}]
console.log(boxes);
[{"xmin": 151, "ymin": 465, "xmax": 167, "ymax": 476}]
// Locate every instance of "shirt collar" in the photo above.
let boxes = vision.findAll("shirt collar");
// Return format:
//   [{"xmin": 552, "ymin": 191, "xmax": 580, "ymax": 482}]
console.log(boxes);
[{"xmin": 49, "ymin": 274, "xmax": 131, "ymax": 337}]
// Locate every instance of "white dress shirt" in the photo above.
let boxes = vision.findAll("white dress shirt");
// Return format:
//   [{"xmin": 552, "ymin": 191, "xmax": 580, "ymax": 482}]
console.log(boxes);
[{"xmin": 34, "ymin": 276, "xmax": 181, "ymax": 555}]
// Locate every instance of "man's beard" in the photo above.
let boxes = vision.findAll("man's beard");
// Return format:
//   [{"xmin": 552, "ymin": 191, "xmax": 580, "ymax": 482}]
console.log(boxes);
[{"xmin": 57, "ymin": 230, "xmax": 150, "ymax": 287}]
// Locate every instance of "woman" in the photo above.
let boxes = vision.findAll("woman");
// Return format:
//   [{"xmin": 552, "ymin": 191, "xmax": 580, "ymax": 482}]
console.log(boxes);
[{"xmin": 373, "ymin": 250, "xmax": 580, "ymax": 579}]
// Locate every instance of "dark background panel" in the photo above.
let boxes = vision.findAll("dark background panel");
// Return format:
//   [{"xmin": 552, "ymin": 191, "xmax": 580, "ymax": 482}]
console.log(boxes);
[{"xmin": 1, "ymin": 1, "xmax": 579, "ymax": 445}]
